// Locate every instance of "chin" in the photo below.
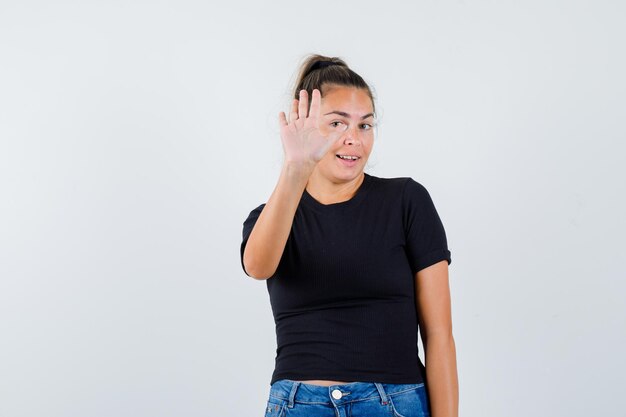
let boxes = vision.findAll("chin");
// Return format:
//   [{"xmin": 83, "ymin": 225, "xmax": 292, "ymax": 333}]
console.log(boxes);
[
  {"xmin": 331, "ymin": 169, "xmax": 364, "ymax": 183},
  {"xmin": 315, "ymin": 157, "xmax": 367, "ymax": 183}
]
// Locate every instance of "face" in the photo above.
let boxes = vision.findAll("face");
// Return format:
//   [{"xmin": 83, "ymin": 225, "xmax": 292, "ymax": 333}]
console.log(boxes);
[{"xmin": 315, "ymin": 85, "xmax": 375, "ymax": 183}]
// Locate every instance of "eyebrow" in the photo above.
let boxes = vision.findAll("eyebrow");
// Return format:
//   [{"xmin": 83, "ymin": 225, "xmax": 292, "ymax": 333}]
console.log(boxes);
[{"xmin": 323, "ymin": 111, "xmax": 375, "ymax": 119}]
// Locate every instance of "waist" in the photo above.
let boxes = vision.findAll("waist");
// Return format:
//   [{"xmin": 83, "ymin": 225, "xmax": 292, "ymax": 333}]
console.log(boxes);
[{"xmin": 269, "ymin": 379, "xmax": 424, "ymax": 406}]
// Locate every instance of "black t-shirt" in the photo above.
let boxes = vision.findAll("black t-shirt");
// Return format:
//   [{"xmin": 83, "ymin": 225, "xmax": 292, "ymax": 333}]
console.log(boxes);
[{"xmin": 240, "ymin": 173, "xmax": 451, "ymax": 386}]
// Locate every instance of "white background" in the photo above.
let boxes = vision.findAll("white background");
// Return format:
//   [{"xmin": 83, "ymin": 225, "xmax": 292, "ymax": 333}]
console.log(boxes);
[{"xmin": 1, "ymin": 1, "xmax": 624, "ymax": 416}]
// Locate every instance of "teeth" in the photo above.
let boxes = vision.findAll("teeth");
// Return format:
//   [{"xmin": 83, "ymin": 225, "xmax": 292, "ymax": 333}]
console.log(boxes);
[{"xmin": 338, "ymin": 155, "xmax": 359, "ymax": 160}]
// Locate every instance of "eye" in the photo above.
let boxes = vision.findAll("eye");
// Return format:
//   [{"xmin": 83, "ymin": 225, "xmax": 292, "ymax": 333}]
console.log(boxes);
[
  {"xmin": 330, "ymin": 121, "xmax": 345, "ymax": 128},
  {"xmin": 360, "ymin": 123, "xmax": 373, "ymax": 130}
]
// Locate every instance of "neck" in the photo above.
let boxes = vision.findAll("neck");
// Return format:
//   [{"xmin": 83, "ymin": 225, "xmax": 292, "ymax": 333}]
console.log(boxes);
[{"xmin": 306, "ymin": 172, "xmax": 365, "ymax": 205}]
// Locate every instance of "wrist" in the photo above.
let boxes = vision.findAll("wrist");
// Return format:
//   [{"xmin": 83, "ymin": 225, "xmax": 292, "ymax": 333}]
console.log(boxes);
[{"xmin": 281, "ymin": 160, "xmax": 315, "ymax": 181}]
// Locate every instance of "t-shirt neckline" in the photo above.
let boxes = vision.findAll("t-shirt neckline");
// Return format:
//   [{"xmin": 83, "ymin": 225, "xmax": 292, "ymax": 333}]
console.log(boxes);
[{"xmin": 302, "ymin": 173, "xmax": 373, "ymax": 211}]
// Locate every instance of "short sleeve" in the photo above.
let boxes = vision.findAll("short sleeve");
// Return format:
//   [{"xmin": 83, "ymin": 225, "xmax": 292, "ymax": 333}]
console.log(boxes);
[
  {"xmin": 240, "ymin": 203, "xmax": 266, "ymax": 276},
  {"xmin": 402, "ymin": 178, "xmax": 452, "ymax": 274}
]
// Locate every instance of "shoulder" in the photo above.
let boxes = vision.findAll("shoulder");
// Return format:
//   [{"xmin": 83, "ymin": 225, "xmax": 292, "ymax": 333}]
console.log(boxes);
[
  {"xmin": 365, "ymin": 174, "xmax": 439, "ymax": 219},
  {"xmin": 243, "ymin": 203, "xmax": 266, "ymax": 224},
  {"xmin": 249, "ymin": 202, "xmax": 266, "ymax": 214},
  {"xmin": 366, "ymin": 173, "xmax": 428, "ymax": 198}
]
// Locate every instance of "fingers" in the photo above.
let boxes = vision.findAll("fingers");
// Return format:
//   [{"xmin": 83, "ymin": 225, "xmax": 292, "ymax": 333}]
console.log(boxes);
[
  {"xmin": 289, "ymin": 98, "xmax": 298, "ymax": 123},
  {"xmin": 308, "ymin": 89, "xmax": 321, "ymax": 124},
  {"xmin": 297, "ymin": 89, "xmax": 308, "ymax": 120},
  {"xmin": 278, "ymin": 111, "xmax": 288, "ymax": 127},
  {"xmin": 287, "ymin": 90, "xmax": 320, "ymax": 125}
]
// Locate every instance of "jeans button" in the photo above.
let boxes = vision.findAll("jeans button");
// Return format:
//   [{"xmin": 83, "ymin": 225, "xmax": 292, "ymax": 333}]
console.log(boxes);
[{"xmin": 331, "ymin": 389, "xmax": 343, "ymax": 399}]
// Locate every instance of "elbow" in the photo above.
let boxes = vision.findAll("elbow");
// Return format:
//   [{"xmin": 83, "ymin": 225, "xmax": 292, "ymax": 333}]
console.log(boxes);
[
  {"xmin": 242, "ymin": 252, "xmax": 275, "ymax": 280},
  {"xmin": 245, "ymin": 267, "xmax": 274, "ymax": 280},
  {"xmin": 423, "ymin": 330, "xmax": 455, "ymax": 350}
]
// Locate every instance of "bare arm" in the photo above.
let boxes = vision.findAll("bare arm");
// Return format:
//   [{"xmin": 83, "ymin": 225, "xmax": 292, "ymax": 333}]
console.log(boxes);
[
  {"xmin": 416, "ymin": 260, "xmax": 459, "ymax": 417},
  {"xmin": 242, "ymin": 162, "xmax": 311, "ymax": 279},
  {"xmin": 242, "ymin": 89, "xmax": 345, "ymax": 279}
]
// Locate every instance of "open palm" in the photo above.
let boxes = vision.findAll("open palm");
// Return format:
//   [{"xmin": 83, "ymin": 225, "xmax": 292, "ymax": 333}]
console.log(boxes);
[{"xmin": 279, "ymin": 89, "xmax": 346, "ymax": 166}]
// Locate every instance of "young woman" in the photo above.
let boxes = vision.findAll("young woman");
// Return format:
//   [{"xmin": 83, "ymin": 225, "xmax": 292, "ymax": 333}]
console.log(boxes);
[{"xmin": 240, "ymin": 54, "xmax": 458, "ymax": 417}]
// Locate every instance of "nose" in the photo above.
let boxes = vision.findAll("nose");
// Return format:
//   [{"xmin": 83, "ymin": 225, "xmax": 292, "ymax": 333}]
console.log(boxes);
[{"xmin": 342, "ymin": 126, "xmax": 361, "ymax": 146}]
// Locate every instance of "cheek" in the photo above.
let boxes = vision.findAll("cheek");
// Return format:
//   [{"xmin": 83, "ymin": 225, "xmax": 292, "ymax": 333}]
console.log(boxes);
[
  {"xmin": 362, "ymin": 135, "xmax": 375, "ymax": 153},
  {"xmin": 323, "ymin": 150, "xmax": 338, "ymax": 163}
]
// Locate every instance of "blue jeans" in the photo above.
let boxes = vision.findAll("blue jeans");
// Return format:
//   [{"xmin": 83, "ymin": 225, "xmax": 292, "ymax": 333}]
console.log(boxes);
[{"xmin": 264, "ymin": 379, "xmax": 431, "ymax": 417}]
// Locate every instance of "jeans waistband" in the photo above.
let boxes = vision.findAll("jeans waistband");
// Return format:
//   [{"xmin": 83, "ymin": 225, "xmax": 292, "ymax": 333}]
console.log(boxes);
[{"xmin": 269, "ymin": 379, "xmax": 424, "ymax": 409}]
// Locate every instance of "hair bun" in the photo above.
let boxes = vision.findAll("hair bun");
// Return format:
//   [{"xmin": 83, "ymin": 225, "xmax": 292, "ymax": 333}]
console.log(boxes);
[
  {"xmin": 310, "ymin": 60, "xmax": 342, "ymax": 71},
  {"xmin": 292, "ymin": 53, "xmax": 375, "ymax": 113}
]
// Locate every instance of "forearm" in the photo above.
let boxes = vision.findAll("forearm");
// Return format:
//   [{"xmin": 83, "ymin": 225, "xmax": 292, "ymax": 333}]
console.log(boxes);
[
  {"xmin": 242, "ymin": 162, "xmax": 313, "ymax": 279},
  {"xmin": 424, "ymin": 333, "xmax": 459, "ymax": 417}
]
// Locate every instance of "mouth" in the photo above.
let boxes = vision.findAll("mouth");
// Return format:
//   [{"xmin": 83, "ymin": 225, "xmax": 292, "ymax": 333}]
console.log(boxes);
[
  {"xmin": 336, "ymin": 154, "xmax": 360, "ymax": 161},
  {"xmin": 336, "ymin": 154, "xmax": 361, "ymax": 167}
]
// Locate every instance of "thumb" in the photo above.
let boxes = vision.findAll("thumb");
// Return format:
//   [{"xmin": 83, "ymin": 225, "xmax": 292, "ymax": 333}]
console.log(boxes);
[
  {"xmin": 314, "ymin": 128, "xmax": 347, "ymax": 161},
  {"xmin": 322, "ymin": 127, "xmax": 347, "ymax": 153}
]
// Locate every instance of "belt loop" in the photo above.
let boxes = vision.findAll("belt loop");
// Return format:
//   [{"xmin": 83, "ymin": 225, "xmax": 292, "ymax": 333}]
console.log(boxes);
[
  {"xmin": 374, "ymin": 382, "xmax": 389, "ymax": 405},
  {"xmin": 287, "ymin": 381, "xmax": 301, "ymax": 408}
]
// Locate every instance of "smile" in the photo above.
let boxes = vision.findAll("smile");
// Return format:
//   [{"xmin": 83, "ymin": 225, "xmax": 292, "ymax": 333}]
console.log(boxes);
[{"xmin": 336, "ymin": 154, "xmax": 360, "ymax": 160}]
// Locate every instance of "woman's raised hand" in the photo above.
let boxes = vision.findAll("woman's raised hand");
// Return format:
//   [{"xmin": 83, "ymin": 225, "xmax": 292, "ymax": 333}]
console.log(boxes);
[{"xmin": 278, "ymin": 89, "xmax": 346, "ymax": 169}]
